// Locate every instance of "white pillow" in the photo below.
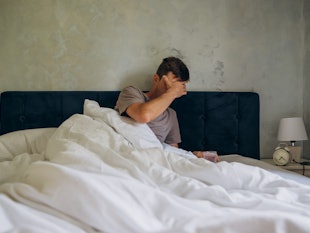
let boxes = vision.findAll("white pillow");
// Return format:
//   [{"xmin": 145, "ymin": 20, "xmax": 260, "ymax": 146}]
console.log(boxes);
[
  {"xmin": 83, "ymin": 99, "xmax": 163, "ymax": 149},
  {"xmin": 0, "ymin": 128, "xmax": 56, "ymax": 161}
]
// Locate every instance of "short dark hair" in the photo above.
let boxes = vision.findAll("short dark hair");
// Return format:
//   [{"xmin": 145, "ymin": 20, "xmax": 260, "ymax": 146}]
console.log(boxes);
[{"xmin": 156, "ymin": 57, "xmax": 190, "ymax": 81}]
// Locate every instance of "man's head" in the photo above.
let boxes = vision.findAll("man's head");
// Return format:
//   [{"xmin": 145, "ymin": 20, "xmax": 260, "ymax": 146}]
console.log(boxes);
[{"xmin": 156, "ymin": 57, "xmax": 190, "ymax": 81}]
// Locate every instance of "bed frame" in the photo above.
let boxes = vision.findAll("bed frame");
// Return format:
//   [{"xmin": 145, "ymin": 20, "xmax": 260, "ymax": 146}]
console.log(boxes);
[{"xmin": 0, "ymin": 91, "xmax": 260, "ymax": 159}]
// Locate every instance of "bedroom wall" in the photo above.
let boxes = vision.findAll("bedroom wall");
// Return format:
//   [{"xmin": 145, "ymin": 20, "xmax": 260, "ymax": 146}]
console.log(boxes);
[
  {"xmin": 303, "ymin": 0, "xmax": 310, "ymax": 158},
  {"xmin": 0, "ymin": 0, "xmax": 306, "ymax": 159}
]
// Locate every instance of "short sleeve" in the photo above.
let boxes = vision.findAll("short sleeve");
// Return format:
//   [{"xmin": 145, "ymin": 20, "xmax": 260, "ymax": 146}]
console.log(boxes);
[{"xmin": 115, "ymin": 86, "xmax": 146, "ymax": 115}]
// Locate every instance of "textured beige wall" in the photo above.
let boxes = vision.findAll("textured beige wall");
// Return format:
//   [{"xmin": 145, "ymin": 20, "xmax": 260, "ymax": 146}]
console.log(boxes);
[
  {"xmin": 303, "ymin": 0, "xmax": 310, "ymax": 158},
  {"xmin": 0, "ymin": 0, "xmax": 306, "ymax": 158}
]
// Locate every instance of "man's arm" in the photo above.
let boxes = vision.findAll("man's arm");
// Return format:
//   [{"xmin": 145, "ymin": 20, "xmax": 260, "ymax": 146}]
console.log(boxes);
[
  {"xmin": 169, "ymin": 143, "xmax": 179, "ymax": 148},
  {"xmin": 126, "ymin": 77, "xmax": 187, "ymax": 123}
]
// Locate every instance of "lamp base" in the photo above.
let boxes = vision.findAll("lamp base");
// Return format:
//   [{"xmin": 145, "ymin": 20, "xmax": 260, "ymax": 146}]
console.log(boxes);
[{"xmin": 288, "ymin": 146, "xmax": 302, "ymax": 163}]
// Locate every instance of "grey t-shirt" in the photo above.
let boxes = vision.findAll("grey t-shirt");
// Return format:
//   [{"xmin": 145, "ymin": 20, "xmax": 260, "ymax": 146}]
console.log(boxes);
[{"xmin": 115, "ymin": 86, "xmax": 181, "ymax": 145}]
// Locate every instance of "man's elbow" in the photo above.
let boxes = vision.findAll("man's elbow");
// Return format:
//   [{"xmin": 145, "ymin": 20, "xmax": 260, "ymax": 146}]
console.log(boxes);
[
  {"xmin": 126, "ymin": 104, "xmax": 152, "ymax": 123},
  {"xmin": 127, "ymin": 110, "xmax": 152, "ymax": 124},
  {"xmin": 134, "ymin": 113, "xmax": 152, "ymax": 124}
]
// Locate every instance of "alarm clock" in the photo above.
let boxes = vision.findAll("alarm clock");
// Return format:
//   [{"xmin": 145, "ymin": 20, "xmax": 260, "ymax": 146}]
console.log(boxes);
[{"xmin": 273, "ymin": 143, "xmax": 291, "ymax": 166}]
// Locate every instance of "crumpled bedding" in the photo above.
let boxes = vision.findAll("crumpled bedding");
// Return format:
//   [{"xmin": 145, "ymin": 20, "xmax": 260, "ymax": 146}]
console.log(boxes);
[{"xmin": 1, "ymin": 112, "xmax": 310, "ymax": 233}]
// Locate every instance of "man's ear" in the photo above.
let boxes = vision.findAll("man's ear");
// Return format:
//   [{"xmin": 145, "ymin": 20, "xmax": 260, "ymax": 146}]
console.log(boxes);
[{"xmin": 153, "ymin": 74, "xmax": 160, "ymax": 83}]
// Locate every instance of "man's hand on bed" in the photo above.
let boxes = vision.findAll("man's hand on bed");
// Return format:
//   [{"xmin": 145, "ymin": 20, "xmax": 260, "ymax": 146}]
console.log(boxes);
[{"xmin": 192, "ymin": 151, "xmax": 220, "ymax": 162}]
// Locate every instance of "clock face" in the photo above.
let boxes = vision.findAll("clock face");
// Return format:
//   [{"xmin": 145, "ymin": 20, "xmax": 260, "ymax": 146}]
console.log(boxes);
[{"xmin": 273, "ymin": 148, "xmax": 290, "ymax": 166}]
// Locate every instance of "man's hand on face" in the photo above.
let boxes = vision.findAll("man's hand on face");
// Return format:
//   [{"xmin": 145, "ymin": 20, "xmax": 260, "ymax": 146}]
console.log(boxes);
[{"xmin": 162, "ymin": 75, "xmax": 187, "ymax": 98}]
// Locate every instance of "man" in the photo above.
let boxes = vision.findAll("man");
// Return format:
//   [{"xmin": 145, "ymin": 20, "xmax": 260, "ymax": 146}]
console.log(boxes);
[{"xmin": 115, "ymin": 57, "xmax": 219, "ymax": 162}]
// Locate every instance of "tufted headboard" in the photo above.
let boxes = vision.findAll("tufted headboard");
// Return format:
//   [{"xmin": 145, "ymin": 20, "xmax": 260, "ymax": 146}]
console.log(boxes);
[{"xmin": 0, "ymin": 91, "xmax": 260, "ymax": 159}]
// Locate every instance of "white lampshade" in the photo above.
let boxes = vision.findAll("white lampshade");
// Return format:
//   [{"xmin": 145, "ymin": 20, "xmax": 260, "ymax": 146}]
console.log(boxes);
[{"xmin": 277, "ymin": 117, "xmax": 308, "ymax": 143}]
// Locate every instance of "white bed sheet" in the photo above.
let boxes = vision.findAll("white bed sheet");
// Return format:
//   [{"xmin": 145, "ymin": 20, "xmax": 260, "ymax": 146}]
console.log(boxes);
[
  {"xmin": 221, "ymin": 154, "xmax": 310, "ymax": 186},
  {"xmin": 1, "ymin": 113, "xmax": 310, "ymax": 233}
]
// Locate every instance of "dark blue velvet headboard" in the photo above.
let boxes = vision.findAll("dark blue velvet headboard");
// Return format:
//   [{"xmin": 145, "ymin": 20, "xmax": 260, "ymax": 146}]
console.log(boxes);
[{"xmin": 0, "ymin": 91, "xmax": 260, "ymax": 159}]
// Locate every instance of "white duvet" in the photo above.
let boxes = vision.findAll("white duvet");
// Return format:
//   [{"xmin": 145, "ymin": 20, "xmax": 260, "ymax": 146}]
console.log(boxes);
[{"xmin": 1, "ymin": 103, "xmax": 310, "ymax": 233}]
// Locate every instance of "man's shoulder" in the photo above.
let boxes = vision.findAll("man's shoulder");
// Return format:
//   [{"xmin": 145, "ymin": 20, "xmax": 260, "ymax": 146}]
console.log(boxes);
[
  {"xmin": 119, "ymin": 86, "xmax": 147, "ymax": 102},
  {"xmin": 121, "ymin": 86, "xmax": 143, "ymax": 94},
  {"xmin": 167, "ymin": 107, "xmax": 177, "ymax": 117},
  {"xmin": 122, "ymin": 85, "xmax": 140, "ymax": 92}
]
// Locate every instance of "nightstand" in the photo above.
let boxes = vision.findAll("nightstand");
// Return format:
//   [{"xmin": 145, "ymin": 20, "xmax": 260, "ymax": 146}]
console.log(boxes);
[{"xmin": 261, "ymin": 159, "xmax": 310, "ymax": 178}]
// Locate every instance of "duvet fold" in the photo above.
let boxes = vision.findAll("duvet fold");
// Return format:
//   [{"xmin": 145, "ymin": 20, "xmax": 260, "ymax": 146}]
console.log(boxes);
[{"xmin": 1, "ymin": 114, "xmax": 310, "ymax": 233}]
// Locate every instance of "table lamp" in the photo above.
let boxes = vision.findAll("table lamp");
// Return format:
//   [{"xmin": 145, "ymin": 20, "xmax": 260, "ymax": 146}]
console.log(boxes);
[{"xmin": 277, "ymin": 117, "xmax": 308, "ymax": 163}]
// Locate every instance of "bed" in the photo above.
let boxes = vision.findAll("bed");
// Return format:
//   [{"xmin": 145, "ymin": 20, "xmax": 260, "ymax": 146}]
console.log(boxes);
[{"xmin": 0, "ymin": 91, "xmax": 310, "ymax": 233}]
